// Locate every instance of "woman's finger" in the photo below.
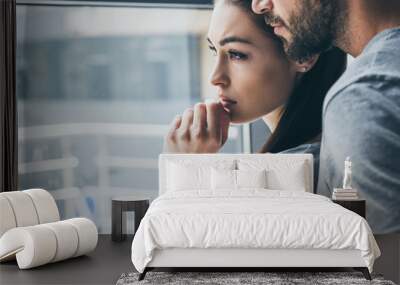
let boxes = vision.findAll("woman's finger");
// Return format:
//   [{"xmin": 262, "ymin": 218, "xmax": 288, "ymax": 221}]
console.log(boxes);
[
  {"xmin": 178, "ymin": 108, "xmax": 194, "ymax": 133},
  {"xmin": 220, "ymin": 108, "xmax": 231, "ymax": 145},
  {"xmin": 166, "ymin": 115, "xmax": 182, "ymax": 140},
  {"xmin": 206, "ymin": 102, "xmax": 222, "ymax": 142},
  {"xmin": 192, "ymin": 103, "xmax": 207, "ymax": 131}
]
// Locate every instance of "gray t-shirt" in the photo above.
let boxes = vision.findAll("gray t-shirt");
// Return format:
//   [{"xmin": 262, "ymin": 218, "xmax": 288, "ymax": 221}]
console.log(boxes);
[{"xmin": 317, "ymin": 27, "xmax": 400, "ymax": 234}]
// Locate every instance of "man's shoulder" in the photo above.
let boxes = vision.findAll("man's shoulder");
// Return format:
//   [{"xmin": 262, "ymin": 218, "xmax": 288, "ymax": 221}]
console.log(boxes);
[
  {"xmin": 323, "ymin": 77, "xmax": 400, "ymax": 141},
  {"xmin": 323, "ymin": 69, "xmax": 400, "ymax": 115},
  {"xmin": 322, "ymin": 74, "xmax": 400, "ymax": 154}
]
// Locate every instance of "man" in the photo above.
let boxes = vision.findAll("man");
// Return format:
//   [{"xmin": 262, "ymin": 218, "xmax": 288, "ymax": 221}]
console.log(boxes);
[{"xmin": 251, "ymin": 0, "xmax": 400, "ymax": 233}]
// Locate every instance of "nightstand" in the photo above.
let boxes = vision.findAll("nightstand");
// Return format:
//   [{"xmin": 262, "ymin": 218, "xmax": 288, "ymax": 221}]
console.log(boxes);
[
  {"xmin": 112, "ymin": 196, "xmax": 150, "ymax": 242},
  {"xmin": 332, "ymin": 199, "xmax": 366, "ymax": 218}
]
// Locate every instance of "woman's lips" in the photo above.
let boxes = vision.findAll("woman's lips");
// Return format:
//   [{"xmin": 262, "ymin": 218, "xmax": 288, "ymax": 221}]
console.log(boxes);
[
  {"xmin": 219, "ymin": 96, "xmax": 237, "ymax": 113},
  {"xmin": 219, "ymin": 95, "xmax": 237, "ymax": 104}
]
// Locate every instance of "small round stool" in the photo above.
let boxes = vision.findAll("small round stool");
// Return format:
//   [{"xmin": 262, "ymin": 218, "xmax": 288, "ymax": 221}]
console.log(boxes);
[{"xmin": 111, "ymin": 196, "xmax": 150, "ymax": 242}]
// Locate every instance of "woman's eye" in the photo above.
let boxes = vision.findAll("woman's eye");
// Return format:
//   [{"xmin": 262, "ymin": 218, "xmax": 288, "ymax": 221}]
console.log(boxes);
[
  {"xmin": 228, "ymin": 50, "xmax": 248, "ymax": 60},
  {"xmin": 208, "ymin": 46, "xmax": 217, "ymax": 56}
]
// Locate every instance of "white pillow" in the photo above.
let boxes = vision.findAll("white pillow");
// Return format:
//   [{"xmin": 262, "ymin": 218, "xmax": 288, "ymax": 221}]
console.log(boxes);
[
  {"xmin": 211, "ymin": 168, "xmax": 267, "ymax": 190},
  {"xmin": 237, "ymin": 158, "xmax": 309, "ymax": 191},
  {"xmin": 168, "ymin": 162, "xmax": 209, "ymax": 191},
  {"xmin": 211, "ymin": 168, "xmax": 236, "ymax": 190},
  {"xmin": 167, "ymin": 159, "xmax": 235, "ymax": 192},
  {"xmin": 267, "ymin": 164, "xmax": 307, "ymax": 191},
  {"xmin": 236, "ymin": 169, "xmax": 267, "ymax": 189}
]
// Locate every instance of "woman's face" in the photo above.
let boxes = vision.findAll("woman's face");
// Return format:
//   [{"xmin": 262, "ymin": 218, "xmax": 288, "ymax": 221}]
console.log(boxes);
[{"xmin": 208, "ymin": 1, "xmax": 298, "ymax": 124}]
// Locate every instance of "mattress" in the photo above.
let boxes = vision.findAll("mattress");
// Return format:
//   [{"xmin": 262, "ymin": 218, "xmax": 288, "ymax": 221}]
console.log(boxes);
[{"xmin": 131, "ymin": 190, "xmax": 380, "ymax": 273}]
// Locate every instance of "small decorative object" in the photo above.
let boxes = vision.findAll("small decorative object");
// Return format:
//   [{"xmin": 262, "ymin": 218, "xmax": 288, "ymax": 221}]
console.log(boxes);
[
  {"xmin": 332, "ymin": 157, "xmax": 359, "ymax": 200},
  {"xmin": 342, "ymin": 156, "xmax": 352, "ymax": 189}
]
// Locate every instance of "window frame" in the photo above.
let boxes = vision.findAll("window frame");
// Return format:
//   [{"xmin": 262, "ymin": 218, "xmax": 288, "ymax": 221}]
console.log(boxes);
[{"xmin": 16, "ymin": 0, "xmax": 213, "ymax": 9}]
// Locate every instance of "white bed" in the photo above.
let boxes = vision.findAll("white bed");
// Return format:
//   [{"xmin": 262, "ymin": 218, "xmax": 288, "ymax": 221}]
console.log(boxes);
[{"xmin": 131, "ymin": 154, "xmax": 380, "ymax": 281}]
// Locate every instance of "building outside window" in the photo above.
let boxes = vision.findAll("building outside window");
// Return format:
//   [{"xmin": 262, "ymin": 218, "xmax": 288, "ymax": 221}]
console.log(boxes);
[{"xmin": 16, "ymin": 1, "xmax": 244, "ymax": 233}]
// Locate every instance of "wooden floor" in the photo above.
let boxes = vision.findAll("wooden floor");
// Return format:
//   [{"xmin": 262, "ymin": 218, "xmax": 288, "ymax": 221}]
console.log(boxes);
[
  {"xmin": 1, "ymin": 234, "xmax": 398, "ymax": 284},
  {"xmin": 0, "ymin": 235, "xmax": 134, "ymax": 285}
]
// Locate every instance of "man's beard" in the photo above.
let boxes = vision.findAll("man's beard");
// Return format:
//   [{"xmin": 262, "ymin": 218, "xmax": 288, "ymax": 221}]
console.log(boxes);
[{"xmin": 265, "ymin": 0, "xmax": 343, "ymax": 62}]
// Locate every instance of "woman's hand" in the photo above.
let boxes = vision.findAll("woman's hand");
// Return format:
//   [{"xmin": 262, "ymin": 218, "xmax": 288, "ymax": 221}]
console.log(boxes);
[{"xmin": 163, "ymin": 102, "xmax": 231, "ymax": 153}]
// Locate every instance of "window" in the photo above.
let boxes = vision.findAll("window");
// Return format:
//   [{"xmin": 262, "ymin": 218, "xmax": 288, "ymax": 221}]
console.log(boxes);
[{"xmin": 17, "ymin": 1, "xmax": 244, "ymax": 233}]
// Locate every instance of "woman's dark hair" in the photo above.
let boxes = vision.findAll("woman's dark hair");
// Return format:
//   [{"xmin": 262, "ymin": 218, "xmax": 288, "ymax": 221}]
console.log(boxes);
[
  {"xmin": 220, "ymin": 0, "xmax": 347, "ymax": 153},
  {"xmin": 259, "ymin": 47, "xmax": 346, "ymax": 153}
]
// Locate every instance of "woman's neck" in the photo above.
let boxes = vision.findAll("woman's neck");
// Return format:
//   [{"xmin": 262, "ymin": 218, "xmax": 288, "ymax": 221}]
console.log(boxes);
[{"xmin": 262, "ymin": 106, "xmax": 285, "ymax": 132}]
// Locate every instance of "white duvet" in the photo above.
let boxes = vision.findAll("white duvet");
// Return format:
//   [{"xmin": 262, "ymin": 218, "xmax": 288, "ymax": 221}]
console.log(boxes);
[{"xmin": 131, "ymin": 190, "xmax": 380, "ymax": 273}]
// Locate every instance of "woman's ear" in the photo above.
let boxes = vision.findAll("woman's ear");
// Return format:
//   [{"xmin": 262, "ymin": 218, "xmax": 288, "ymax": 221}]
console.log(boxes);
[{"xmin": 292, "ymin": 55, "xmax": 320, "ymax": 73}]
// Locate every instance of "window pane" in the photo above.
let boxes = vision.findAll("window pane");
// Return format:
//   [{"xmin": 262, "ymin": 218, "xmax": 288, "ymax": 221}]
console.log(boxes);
[{"xmin": 17, "ymin": 4, "xmax": 243, "ymax": 233}]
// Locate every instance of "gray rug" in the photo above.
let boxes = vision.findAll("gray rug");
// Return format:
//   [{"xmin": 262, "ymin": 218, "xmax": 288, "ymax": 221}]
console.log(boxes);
[{"xmin": 116, "ymin": 271, "xmax": 396, "ymax": 285}]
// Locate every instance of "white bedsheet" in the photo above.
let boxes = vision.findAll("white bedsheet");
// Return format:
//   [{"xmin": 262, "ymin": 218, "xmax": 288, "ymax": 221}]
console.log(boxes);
[{"xmin": 131, "ymin": 190, "xmax": 380, "ymax": 273}]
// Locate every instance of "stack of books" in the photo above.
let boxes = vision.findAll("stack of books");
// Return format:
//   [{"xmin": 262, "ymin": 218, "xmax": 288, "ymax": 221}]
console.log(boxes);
[{"xmin": 332, "ymin": 188, "xmax": 359, "ymax": 200}]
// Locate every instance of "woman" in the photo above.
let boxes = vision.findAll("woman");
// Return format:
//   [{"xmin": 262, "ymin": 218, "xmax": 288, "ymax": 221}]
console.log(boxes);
[{"xmin": 164, "ymin": 0, "xmax": 346, "ymax": 177}]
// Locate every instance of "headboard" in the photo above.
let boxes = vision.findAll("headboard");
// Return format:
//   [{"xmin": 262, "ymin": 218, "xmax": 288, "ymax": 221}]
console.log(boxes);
[{"xmin": 158, "ymin": 153, "xmax": 314, "ymax": 195}]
